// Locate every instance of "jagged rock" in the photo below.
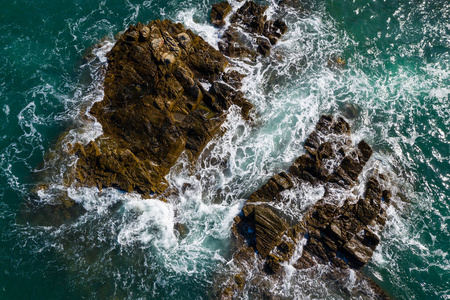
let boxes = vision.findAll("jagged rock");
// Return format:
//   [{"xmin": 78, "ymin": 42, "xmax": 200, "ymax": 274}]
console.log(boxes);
[
  {"xmin": 251, "ymin": 205, "xmax": 288, "ymax": 258},
  {"xmin": 219, "ymin": 115, "xmax": 392, "ymax": 299},
  {"xmin": 211, "ymin": 1, "xmax": 232, "ymax": 27},
  {"xmin": 60, "ymin": 20, "xmax": 253, "ymax": 198},
  {"xmin": 215, "ymin": 1, "xmax": 288, "ymax": 58}
]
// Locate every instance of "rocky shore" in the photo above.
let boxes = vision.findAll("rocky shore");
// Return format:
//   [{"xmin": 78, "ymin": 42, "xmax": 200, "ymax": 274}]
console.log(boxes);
[
  {"xmin": 218, "ymin": 115, "xmax": 391, "ymax": 299},
  {"xmin": 66, "ymin": 1, "xmax": 288, "ymax": 199},
  {"xmin": 30, "ymin": 0, "xmax": 288, "ymax": 221},
  {"xmin": 30, "ymin": 1, "xmax": 393, "ymax": 298},
  {"xmin": 67, "ymin": 19, "xmax": 253, "ymax": 198},
  {"xmin": 212, "ymin": 0, "xmax": 287, "ymax": 58}
]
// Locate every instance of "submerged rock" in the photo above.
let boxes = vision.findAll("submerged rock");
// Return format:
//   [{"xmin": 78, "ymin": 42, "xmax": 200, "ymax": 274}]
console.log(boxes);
[
  {"xmin": 64, "ymin": 20, "xmax": 253, "ymax": 198},
  {"xmin": 218, "ymin": 115, "xmax": 392, "ymax": 299}
]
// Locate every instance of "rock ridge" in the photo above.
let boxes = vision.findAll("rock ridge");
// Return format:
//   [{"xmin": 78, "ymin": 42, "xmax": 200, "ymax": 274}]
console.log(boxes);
[
  {"xmin": 212, "ymin": 1, "xmax": 288, "ymax": 58},
  {"xmin": 218, "ymin": 115, "xmax": 392, "ymax": 299}
]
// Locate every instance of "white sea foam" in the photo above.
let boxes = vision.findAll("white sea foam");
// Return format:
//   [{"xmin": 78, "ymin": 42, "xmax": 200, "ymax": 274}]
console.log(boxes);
[
  {"xmin": 118, "ymin": 198, "xmax": 177, "ymax": 249},
  {"xmin": 3, "ymin": 104, "xmax": 9, "ymax": 116},
  {"xmin": 175, "ymin": 9, "xmax": 222, "ymax": 49},
  {"xmin": 13, "ymin": 0, "xmax": 449, "ymax": 298}
]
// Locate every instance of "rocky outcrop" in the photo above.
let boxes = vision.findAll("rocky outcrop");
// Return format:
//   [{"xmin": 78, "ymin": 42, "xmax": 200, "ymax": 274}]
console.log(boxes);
[
  {"xmin": 218, "ymin": 115, "xmax": 391, "ymax": 299},
  {"xmin": 66, "ymin": 20, "xmax": 253, "ymax": 197},
  {"xmin": 213, "ymin": 1, "xmax": 288, "ymax": 58},
  {"xmin": 210, "ymin": 1, "xmax": 232, "ymax": 27}
]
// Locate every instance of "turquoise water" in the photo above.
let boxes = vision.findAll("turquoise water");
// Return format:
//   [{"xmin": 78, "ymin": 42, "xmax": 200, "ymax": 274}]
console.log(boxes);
[{"xmin": 1, "ymin": 0, "xmax": 449, "ymax": 299}]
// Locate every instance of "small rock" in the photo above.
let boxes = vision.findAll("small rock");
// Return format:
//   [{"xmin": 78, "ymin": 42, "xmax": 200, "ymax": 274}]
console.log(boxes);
[
  {"xmin": 218, "ymin": 1, "xmax": 287, "ymax": 58},
  {"xmin": 257, "ymin": 40, "xmax": 271, "ymax": 57},
  {"xmin": 342, "ymin": 237, "xmax": 373, "ymax": 269},
  {"xmin": 125, "ymin": 30, "xmax": 139, "ymax": 42},
  {"xmin": 327, "ymin": 56, "xmax": 346, "ymax": 69},
  {"xmin": 264, "ymin": 253, "xmax": 282, "ymax": 274},
  {"xmin": 341, "ymin": 103, "xmax": 359, "ymax": 120}
]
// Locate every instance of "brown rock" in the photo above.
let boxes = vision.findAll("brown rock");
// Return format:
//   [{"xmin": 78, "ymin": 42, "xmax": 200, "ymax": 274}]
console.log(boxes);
[
  {"xmin": 210, "ymin": 1, "xmax": 232, "ymax": 27},
  {"xmin": 253, "ymin": 205, "xmax": 288, "ymax": 258},
  {"xmin": 217, "ymin": 1, "xmax": 287, "ymax": 58},
  {"xmin": 174, "ymin": 222, "xmax": 190, "ymax": 239},
  {"xmin": 257, "ymin": 40, "xmax": 271, "ymax": 57},
  {"xmin": 61, "ymin": 20, "xmax": 253, "ymax": 197},
  {"xmin": 264, "ymin": 253, "xmax": 283, "ymax": 274},
  {"xmin": 221, "ymin": 115, "xmax": 391, "ymax": 298},
  {"xmin": 342, "ymin": 237, "xmax": 374, "ymax": 268}
]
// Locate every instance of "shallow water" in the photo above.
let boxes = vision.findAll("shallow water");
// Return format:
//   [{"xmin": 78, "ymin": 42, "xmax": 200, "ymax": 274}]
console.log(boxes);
[{"xmin": 0, "ymin": 0, "xmax": 449, "ymax": 299}]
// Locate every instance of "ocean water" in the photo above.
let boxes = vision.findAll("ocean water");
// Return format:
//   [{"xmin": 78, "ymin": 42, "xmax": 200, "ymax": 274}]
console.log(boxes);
[{"xmin": 0, "ymin": 0, "xmax": 449, "ymax": 299}]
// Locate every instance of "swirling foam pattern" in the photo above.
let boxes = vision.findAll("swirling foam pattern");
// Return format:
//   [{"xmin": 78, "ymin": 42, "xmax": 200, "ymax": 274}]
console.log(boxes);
[{"xmin": 0, "ymin": 0, "xmax": 448, "ymax": 298}]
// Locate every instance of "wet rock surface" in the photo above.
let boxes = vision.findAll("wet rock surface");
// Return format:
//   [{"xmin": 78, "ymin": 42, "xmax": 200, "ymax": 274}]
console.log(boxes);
[
  {"xmin": 214, "ymin": 1, "xmax": 288, "ymax": 58},
  {"xmin": 211, "ymin": 1, "xmax": 232, "ymax": 27},
  {"xmin": 218, "ymin": 115, "xmax": 392, "ymax": 299},
  {"xmin": 29, "ymin": 4, "xmax": 393, "ymax": 298},
  {"xmin": 66, "ymin": 20, "xmax": 253, "ymax": 197}
]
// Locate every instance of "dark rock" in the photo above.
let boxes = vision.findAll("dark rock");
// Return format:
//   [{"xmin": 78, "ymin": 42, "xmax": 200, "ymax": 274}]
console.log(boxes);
[
  {"xmin": 253, "ymin": 205, "xmax": 288, "ymax": 258},
  {"xmin": 39, "ymin": 20, "xmax": 253, "ymax": 201},
  {"xmin": 220, "ymin": 115, "xmax": 391, "ymax": 298},
  {"xmin": 327, "ymin": 56, "xmax": 346, "ymax": 69},
  {"xmin": 257, "ymin": 39, "xmax": 271, "ymax": 57},
  {"xmin": 217, "ymin": 1, "xmax": 287, "ymax": 59},
  {"xmin": 316, "ymin": 114, "xmax": 334, "ymax": 134},
  {"xmin": 291, "ymin": 153, "xmax": 328, "ymax": 182},
  {"xmin": 330, "ymin": 139, "xmax": 373, "ymax": 186},
  {"xmin": 263, "ymin": 19, "xmax": 287, "ymax": 45},
  {"xmin": 382, "ymin": 189, "xmax": 391, "ymax": 203},
  {"xmin": 304, "ymin": 130, "xmax": 321, "ymax": 154},
  {"xmin": 231, "ymin": 1, "xmax": 268, "ymax": 33},
  {"xmin": 272, "ymin": 172, "xmax": 293, "ymax": 191},
  {"xmin": 219, "ymin": 26, "xmax": 256, "ymax": 58},
  {"xmin": 222, "ymin": 70, "xmax": 245, "ymax": 89},
  {"xmin": 237, "ymin": 204, "xmax": 288, "ymax": 259},
  {"xmin": 318, "ymin": 142, "xmax": 334, "ymax": 159},
  {"xmin": 210, "ymin": 1, "xmax": 232, "ymax": 27},
  {"xmin": 18, "ymin": 191, "xmax": 86, "ymax": 227},
  {"xmin": 332, "ymin": 117, "xmax": 351, "ymax": 135},
  {"xmin": 278, "ymin": 0, "xmax": 307, "ymax": 10},
  {"xmin": 264, "ymin": 253, "xmax": 283, "ymax": 274},
  {"xmin": 341, "ymin": 103, "xmax": 359, "ymax": 119}
]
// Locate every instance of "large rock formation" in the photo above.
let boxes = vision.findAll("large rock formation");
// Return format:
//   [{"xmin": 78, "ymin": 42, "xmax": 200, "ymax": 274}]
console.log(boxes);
[
  {"xmin": 213, "ymin": 1, "xmax": 288, "ymax": 58},
  {"xmin": 218, "ymin": 115, "xmax": 391, "ymax": 299},
  {"xmin": 66, "ymin": 20, "xmax": 253, "ymax": 197}
]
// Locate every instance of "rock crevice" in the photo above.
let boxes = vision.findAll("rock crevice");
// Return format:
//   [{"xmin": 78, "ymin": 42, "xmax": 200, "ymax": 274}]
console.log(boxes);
[{"xmin": 219, "ymin": 115, "xmax": 392, "ymax": 299}]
